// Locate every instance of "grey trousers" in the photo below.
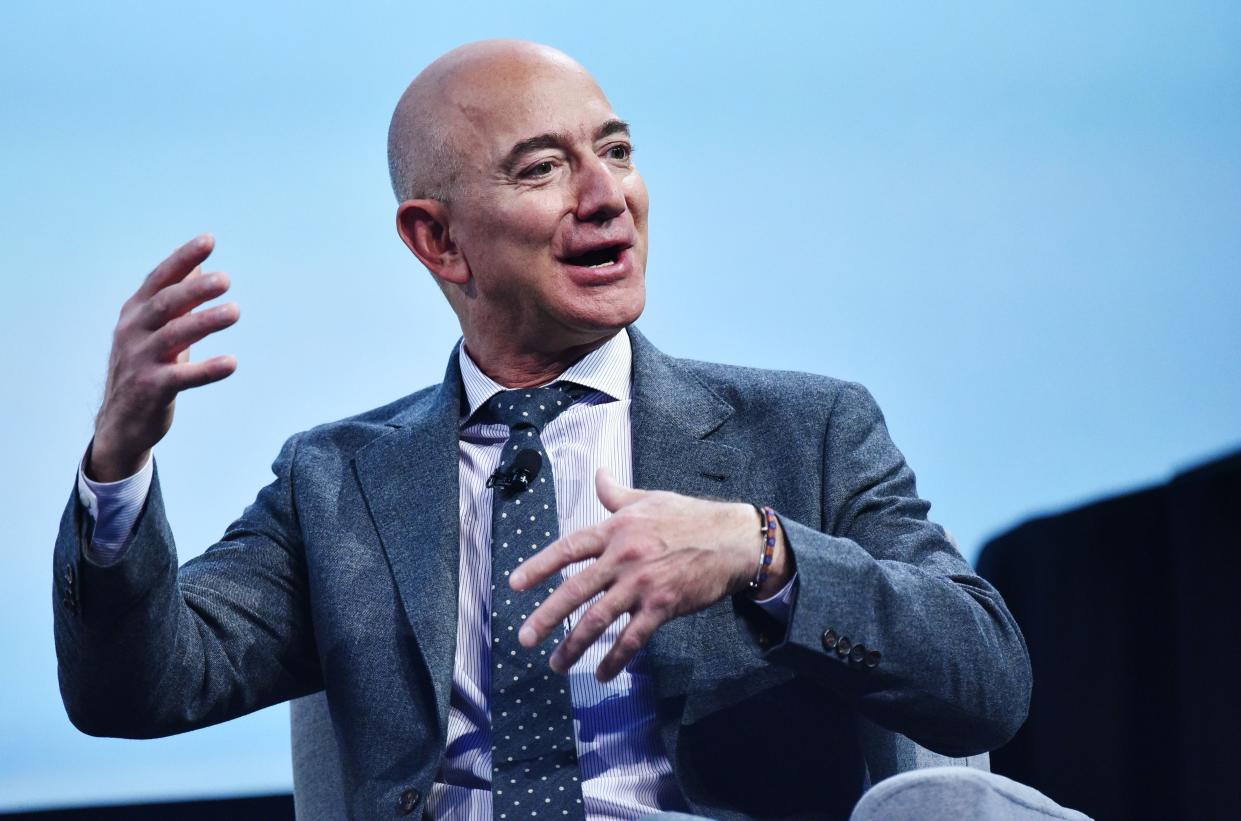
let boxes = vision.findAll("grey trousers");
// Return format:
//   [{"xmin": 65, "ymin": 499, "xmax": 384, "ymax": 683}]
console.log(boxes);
[{"xmin": 638, "ymin": 767, "xmax": 1092, "ymax": 820}]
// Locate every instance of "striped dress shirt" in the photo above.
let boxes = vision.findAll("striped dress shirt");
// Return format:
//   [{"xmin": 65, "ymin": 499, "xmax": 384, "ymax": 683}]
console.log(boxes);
[{"xmin": 75, "ymin": 330, "xmax": 796, "ymax": 819}]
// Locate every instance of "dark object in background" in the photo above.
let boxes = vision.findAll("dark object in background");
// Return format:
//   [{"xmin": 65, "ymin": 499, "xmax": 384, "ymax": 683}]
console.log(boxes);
[
  {"xmin": 0, "ymin": 794, "xmax": 293, "ymax": 820},
  {"xmin": 978, "ymin": 449, "xmax": 1241, "ymax": 821}
]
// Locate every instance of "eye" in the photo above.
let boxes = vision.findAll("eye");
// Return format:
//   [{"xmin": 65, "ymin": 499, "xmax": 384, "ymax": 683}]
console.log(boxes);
[
  {"xmin": 523, "ymin": 160, "xmax": 556, "ymax": 179},
  {"xmin": 605, "ymin": 144, "xmax": 632, "ymax": 162}
]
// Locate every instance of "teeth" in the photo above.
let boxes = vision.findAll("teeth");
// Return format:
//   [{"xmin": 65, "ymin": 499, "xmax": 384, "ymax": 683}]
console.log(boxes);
[{"xmin": 587, "ymin": 260, "xmax": 612, "ymax": 268}]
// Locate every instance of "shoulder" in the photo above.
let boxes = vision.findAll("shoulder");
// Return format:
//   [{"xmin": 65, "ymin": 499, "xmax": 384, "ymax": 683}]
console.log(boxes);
[
  {"xmin": 277, "ymin": 384, "xmax": 443, "ymax": 466},
  {"xmin": 670, "ymin": 354, "xmax": 881, "ymax": 428}
]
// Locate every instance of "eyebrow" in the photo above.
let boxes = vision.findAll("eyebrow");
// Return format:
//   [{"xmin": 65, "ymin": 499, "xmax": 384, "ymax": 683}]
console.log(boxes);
[
  {"xmin": 595, "ymin": 118, "xmax": 631, "ymax": 142},
  {"xmin": 501, "ymin": 119, "xmax": 632, "ymax": 175}
]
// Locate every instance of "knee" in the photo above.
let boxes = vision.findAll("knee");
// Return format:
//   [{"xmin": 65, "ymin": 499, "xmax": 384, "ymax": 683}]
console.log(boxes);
[{"xmin": 850, "ymin": 767, "xmax": 1091, "ymax": 821}]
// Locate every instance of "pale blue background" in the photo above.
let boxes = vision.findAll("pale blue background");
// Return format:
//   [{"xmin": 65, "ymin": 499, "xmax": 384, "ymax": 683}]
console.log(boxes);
[{"xmin": 2, "ymin": 0, "xmax": 1238, "ymax": 811}]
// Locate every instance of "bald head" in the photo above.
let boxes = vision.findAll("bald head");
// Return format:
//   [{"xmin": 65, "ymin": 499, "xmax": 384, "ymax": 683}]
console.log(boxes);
[
  {"xmin": 386, "ymin": 40, "xmax": 596, "ymax": 203},
  {"xmin": 388, "ymin": 39, "xmax": 649, "ymax": 363}
]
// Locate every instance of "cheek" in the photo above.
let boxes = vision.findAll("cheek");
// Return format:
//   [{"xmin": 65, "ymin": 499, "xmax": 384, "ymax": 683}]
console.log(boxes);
[
  {"xmin": 493, "ymin": 197, "xmax": 565, "ymax": 248},
  {"xmin": 625, "ymin": 174, "xmax": 650, "ymax": 228},
  {"xmin": 501, "ymin": 212, "xmax": 560, "ymax": 283},
  {"xmin": 460, "ymin": 208, "xmax": 552, "ymax": 264}
]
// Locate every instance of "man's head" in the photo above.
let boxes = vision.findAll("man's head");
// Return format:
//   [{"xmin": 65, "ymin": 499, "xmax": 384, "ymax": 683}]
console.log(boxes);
[{"xmin": 388, "ymin": 40, "xmax": 648, "ymax": 361}]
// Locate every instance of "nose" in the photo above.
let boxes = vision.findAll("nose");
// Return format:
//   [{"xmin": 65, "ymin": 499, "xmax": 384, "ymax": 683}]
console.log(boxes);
[{"xmin": 573, "ymin": 156, "xmax": 626, "ymax": 225}]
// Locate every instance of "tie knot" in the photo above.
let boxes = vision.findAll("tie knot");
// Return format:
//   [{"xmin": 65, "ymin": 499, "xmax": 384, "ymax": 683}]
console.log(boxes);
[{"xmin": 486, "ymin": 384, "xmax": 579, "ymax": 432}]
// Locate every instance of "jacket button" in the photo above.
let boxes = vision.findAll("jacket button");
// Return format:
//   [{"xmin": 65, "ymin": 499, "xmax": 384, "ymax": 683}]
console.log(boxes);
[
  {"xmin": 849, "ymin": 643, "xmax": 866, "ymax": 664},
  {"xmin": 836, "ymin": 637, "xmax": 852, "ymax": 657},
  {"xmin": 821, "ymin": 629, "xmax": 838, "ymax": 651},
  {"xmin": 63, "ymin": 563, "xmax": 75, "ymax": 584},
  {"xmin": 864, "ymin": 650, "xmax": 881, "ymax": 669},
  {"xmin": 398, "ymin": 788, "xmax": 420, "ymax": 814}
]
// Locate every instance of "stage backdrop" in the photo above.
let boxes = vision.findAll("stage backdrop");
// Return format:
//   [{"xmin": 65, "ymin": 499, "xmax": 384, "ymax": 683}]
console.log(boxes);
[{"xmin": 2, "ymin": 0, "xmax": 1238, "ymax": 813}]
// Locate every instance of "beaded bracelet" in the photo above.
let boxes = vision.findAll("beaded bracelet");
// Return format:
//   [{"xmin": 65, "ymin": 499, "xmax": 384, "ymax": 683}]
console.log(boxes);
[{"xmin": 747, "ymin": 504, "xmax": 777, "ymax": 597}]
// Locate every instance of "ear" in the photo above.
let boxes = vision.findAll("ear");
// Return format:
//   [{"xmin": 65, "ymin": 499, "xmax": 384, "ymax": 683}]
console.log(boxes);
[{"xmin": 396, "ymin": 199, "xmax": 470, "ymax": 286}]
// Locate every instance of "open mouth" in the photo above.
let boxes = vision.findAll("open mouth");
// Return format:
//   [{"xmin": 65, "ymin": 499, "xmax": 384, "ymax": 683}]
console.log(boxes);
[{"xmin": 561, "ymin": 244, "xmax": 627, "ymax": 269}]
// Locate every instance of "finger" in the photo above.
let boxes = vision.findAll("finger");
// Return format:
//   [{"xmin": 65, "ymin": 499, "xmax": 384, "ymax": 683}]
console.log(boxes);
[
  {"xmin": 518, "ymin": 563, "xmax": 612, "ymax": 649},
  {"xmin": 136, "ymin": 234, "xmax": 215, "ymax": 300},
  {"xmin": 164, "ymin": 355, "xmax": 238, "ymax": 391},
  {"xmin": 510, "ymin": 526, "xmax": 606, "ymax": 591},
  {"xmin": 146, "ymin": 301, "xmax": 240, "ymax": 362},
  {"xmin": 140, "ymin": 270, "xmax": 232, "ymax": 331},
  {"xmin": 595, "ymin": 610, "xmax": 663, "ymax": 682},
  {"xmin": 548, "ymin": 587, "xmax": 637, "ymax": 675},
  {"xmin": 595, "ymin": 467, "xmax": 645, "ymax": 513}
]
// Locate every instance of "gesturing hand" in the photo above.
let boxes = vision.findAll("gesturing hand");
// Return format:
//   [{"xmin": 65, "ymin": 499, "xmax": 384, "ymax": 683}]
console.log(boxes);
[
  {"xmin": 89, "ymin": 235, "xmax": 239, "ymax": 482},
  {"xmin": 509, "ymin": 469, "xmax": 790, "ymax": 682}
]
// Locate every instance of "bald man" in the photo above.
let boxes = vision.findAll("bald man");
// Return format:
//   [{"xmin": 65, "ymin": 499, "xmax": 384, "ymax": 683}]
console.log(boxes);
[{"xmin": 54, "ymin": 41, "xmax": 1032, "ymax": 820}]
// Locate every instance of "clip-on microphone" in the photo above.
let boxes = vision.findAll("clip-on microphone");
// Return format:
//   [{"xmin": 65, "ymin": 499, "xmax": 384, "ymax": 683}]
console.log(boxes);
[{"xmin": 486, "ymin": 449, "xmax": 543, "ymax": 496}]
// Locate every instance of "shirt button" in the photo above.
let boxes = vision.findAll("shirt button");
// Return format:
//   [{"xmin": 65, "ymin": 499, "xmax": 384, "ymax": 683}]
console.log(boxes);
[
  {"xmin": 821, "ymin": 629, "xmax": 838, "ymax": 652},
  {"xmin": 398, "ymin": 787, "xmax": 420, "ymax": 814}
]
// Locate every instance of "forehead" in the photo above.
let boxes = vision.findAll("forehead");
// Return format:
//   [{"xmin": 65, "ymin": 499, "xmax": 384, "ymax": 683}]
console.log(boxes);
[{"xmin": 447, "ymin": 62, "xmax": 619, "ymax": 166}]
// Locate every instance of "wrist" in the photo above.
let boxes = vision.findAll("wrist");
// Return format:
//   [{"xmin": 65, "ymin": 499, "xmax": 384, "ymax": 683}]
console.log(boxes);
[
  {"xmin": 725, "ymin": 502, "xmax": 761, "ymax": 594},
  {"xmin": 754, "ymin": 516, "xmax": 792, "ymax": 599},
  {"xmin": 747, "ymin": 505, "xmax": 788, "ymax": 599},
  {"xmin": 86, "ymin": 434, "xmax": 151, "ymax": 483}
]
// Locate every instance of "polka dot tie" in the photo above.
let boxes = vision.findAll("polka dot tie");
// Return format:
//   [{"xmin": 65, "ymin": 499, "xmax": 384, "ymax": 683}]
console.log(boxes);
[{"xmin": 487, "ymin": 384, "xmax": 587, "ymax": 820}]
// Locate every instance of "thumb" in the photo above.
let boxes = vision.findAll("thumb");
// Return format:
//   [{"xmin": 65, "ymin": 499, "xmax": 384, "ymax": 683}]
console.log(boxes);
[{"xmin": 595, "ymin": 467, "xmax": 644, "ymax": 513}]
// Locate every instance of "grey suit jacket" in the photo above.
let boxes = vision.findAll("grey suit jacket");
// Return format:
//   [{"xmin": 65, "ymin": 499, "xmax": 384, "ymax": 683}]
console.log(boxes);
[{"xmin": 53, "ymin": 327, "xmax": 1031, "ymax": 820}]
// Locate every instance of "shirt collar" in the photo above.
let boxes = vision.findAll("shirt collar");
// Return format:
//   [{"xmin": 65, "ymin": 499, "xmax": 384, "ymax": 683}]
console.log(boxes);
[{"xmin": 457, "ymin": 329, "xmax": 633, "ymax": 420}]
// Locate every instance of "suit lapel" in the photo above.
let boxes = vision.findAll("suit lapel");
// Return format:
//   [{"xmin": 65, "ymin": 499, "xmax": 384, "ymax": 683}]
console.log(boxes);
[
  {"xmin": 349, "ymin": 330, "xmax": 760, "ymax": 738},
  {"xmin": 353, "ymin": 348, "xmax": 464, "ymax": 735},
  {"xmin": 627, "ymin": 327, "xmax": 754, "ymax": 698}
]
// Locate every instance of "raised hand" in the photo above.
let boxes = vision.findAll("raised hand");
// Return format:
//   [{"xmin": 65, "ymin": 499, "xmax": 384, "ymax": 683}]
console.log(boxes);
[
  {"xmin": 88, "ymin": 235, "xmax": 239, "ymax": 482},
  {"xmin": 509, "ymin": 468, "xmax": 793, "ymax": 682}
]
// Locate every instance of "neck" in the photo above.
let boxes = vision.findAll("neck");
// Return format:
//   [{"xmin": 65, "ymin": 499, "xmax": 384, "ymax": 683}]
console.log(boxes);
[{"xmin": 462, "ymin": 331, "xmax": 619, "ymax": 388}]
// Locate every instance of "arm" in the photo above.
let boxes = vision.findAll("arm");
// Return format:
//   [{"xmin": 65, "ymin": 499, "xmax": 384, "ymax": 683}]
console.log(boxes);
[
  {"xmin": 53, "ymin": 235, "xmax": 320, "ymax": 738},
  {"xmin": 509, "ymin": 383, "xmax": 1029, "ymax": 756},
  {"xmin": 754, "ymin": 382, "xmax": 1031, "ymax": 756},
  {"xmin": 54, "ymin": 434, "xmax": 322, "ymax": 738}
]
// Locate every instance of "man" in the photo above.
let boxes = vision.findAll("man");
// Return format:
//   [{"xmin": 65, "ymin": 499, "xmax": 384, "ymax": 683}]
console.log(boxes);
[{"xmin": 55, "ymin": 40, "xmax": 1032, "ymax": 819}]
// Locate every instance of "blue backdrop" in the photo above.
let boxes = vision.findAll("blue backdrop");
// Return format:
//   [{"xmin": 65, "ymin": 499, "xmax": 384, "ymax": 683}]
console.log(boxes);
[{"xmin": 2, "ymin": 0, "xmax": 1238, "ymax": 811}]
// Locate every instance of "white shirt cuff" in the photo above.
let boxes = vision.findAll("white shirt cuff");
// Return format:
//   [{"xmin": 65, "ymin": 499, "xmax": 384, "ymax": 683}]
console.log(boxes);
[
  {"xmin": 750, "ymin": 571, "xmax": 798, "ymax": 624},
  {"xmin": 76, "ymin": 449, "xmax": 154, "ymax": 565}
]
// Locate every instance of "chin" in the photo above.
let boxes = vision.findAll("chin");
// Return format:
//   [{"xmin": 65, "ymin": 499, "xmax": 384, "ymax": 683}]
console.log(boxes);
[{"xmin": 563, "ymin": 282, "xmax": 645, "ymax": 335}]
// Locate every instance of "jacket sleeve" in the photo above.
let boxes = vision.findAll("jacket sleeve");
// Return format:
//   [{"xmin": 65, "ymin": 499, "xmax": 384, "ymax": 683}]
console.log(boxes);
[
  {"xmin": 740, "ymin": 382, "xmax": 1032, "ymax": 757},
  {"xmin": 52, "ymin": 434, "xmax": 323, "ymax": 738}
]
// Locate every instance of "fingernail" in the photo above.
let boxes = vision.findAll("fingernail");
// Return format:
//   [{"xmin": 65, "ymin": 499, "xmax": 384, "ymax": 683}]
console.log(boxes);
[
  {"xmin": 509, "ymin": 571, "xmax": 524, "ymax": 589},
  {"xmin": 518, "ymin": 626, "xmax": 535, "ymax": 646}
]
